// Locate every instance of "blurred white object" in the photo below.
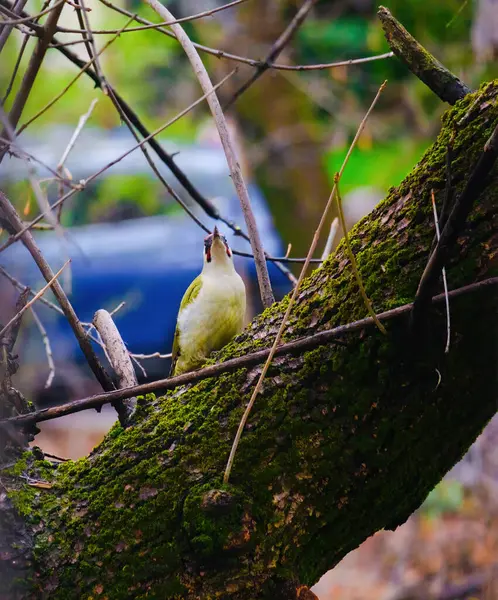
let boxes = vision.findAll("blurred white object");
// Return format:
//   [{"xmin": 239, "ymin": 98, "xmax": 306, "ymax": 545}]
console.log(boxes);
[
  {"xmin": 472, "ymin": 0, "xmax": 498, "ymax": 62},
  {"xmin": 343, "ymin": 186, "xmax": 383, "ymax": 230}
]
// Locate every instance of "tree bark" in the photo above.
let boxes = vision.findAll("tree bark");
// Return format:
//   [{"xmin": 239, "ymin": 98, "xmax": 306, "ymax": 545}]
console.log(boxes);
[{"xmin": 1, "ymin": 80, "xmax": 498, "ymax": 600}]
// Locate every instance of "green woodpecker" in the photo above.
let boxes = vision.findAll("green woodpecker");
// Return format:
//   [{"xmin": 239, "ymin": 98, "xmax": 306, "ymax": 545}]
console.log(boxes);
[{"xmin": 170, "ymin": 226, "xmax": 246, "ymax": 376}]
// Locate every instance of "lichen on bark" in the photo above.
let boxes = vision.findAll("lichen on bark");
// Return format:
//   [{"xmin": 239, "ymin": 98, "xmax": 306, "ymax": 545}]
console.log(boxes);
[{"xmin": 2, "ymin": 81, "xmax": 498, "ymax": 599}]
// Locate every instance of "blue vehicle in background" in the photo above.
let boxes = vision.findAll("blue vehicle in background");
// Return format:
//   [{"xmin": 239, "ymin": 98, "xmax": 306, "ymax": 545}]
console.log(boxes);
[{"xmin": 0, "ymin": 127, "xmax": 291, "ymax": 405}]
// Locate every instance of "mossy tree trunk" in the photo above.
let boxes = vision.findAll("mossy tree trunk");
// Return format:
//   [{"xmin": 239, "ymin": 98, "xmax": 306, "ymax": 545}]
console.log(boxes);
[{"xmin": 1, "ymin": 82, "xmax": 498, "ymax": 600}]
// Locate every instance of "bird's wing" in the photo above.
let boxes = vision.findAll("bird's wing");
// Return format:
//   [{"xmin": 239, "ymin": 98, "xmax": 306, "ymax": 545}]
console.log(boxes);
[{"xmin": 170, "ymin": 275, "xmax": 203, "ymax": 376}]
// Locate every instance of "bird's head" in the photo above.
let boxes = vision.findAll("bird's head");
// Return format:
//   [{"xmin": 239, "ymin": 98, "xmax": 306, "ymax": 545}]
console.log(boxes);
[{"xmin": 203, "ymin": 226, "xmax": 233, "ymax": 269}]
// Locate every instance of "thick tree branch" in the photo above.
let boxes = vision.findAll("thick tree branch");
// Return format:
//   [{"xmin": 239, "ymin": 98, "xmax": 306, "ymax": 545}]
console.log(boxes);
[
  {"xmin": 2, "ymin": 79, "xmax": 498, "ymax": 600},
  {"xmin": 378, "ymin": 6, "xmax": 472, "ymax": 104}
]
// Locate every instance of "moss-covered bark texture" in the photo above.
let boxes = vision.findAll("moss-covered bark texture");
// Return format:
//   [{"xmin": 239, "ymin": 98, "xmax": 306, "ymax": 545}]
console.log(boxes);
[{"xmin": 2, "ymin": 82, "xmax": 498, "ymax": 600}]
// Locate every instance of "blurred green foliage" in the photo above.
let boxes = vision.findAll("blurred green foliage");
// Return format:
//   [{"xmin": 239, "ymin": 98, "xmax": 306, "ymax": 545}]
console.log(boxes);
[
  {"xmin": 325, "ymin": 138, "xmax": 430, "ymax": 196},
  {"xmin": 420, "ymin": 480, "xmax": 465, "ymax": 519}
]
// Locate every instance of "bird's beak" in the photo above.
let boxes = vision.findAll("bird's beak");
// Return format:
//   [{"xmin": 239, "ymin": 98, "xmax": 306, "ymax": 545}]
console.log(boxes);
[{"xmin": 213, "ymin": 226, "xmax": 220, "ymax": 239}]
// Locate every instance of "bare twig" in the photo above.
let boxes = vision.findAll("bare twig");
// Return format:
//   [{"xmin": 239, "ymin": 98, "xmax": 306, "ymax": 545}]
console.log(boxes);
[
  {"xmin": 30, "ymin": 308, "xmax": 55, "ymax": 389},
  {"xmin": 0, "ymin": 134, "xmax": 78, "ymax": 188},
  {"xmin": 335, "ymin": 180, "xmax": 386, "ymax": 334},
  {"xmin": 130, "ymin": 354, "xmax": 147, "ymax": 379},
  {"xmin": 0, "ymin": 288, "xmax": 29, "ymax": 356},
  {"xmin": 144, "ymin": 0, "xmax": 274, "ymax": 309},
  {"xmin": 0, "ymin": 191, "xmax": 114, "ymax": 392},
  {"xmin": 223, "ymin": 81, "xmax": 387, "ymax": 484},
  {"xmin": 0, "ymin": 0, "xmax": 28, "ymax": 54},
  {"xmin": 57, "ymin": 98, "xmax": 98, "ymax": 170},
  {"xmin": 411, "ymin": 121, "xmax": 498, "ymax": 329},
  {"xmin": 0, "ymin": 0, "xmax": 65, "ymax": 163},
  {"xmin": 0, "ymin": 0, "xmax": 63, "ymax": 25},
  {"xmin": 96, "ymin": 0, "xmax": 394, "ymax": 72},
  {"xmin": 104, "ymin": 72, "xmax": 237, "ymax": 241},
  {"xmin": 0, "ymin": 106, "xmax": 65, "ymax": 242},
  {"xmin": 0, "ymin": 261, "xmax": 70, "ymax": 340},
  {"xmin": 75, "ymin": 0, "xmax": 107, "ymax": 92},
  {"xmin": 17, "ymin": 16, "xmax": 135, "ymax": 134},
  {"xmin": 1, "ymin": 0, "xmax": 393, "ymax": 73},
  {"xmin": 129, "ymin": 351, "xmax": 172, "ymax": 360},
  {"xmin": 0, "ymin": 72, "xmax": 234, "ymax": 254},
  {"xmin": 0, "ymin": 1, "xmax": 318, "ymax": 283},
  {"xmin": 1, "ymin": 0, "xmax": 52, "ymax": 104},
  {"xmin": 1, "ymin": 277, "xmax": 495, "ymax": 429},
  {"xmin": 1, "ymin": 32, "xmax": 29, "ymax": 103},
  {"xmin": 378, "ymin": 6, "xmax": 471, "ymax": 104},
  {"xmin": 0, "ymin": 265, "xmax": 63, "ymax": 316},
  {"xmin": 57, "ymin": 0, "xmax": 248, "ymax": 34},
  {"xmin": 225, "ymin": 0, "xmax": 317, "ymax": 109},
  {"xmin": 431, "ymin": 190, "xmax": 451, "ymax": 354},
  {"xmin": 56, "ymin": 99, "xmax": 98, "ymax": 222},
  {"xmin": 93, "ymin": 310, "xmax": 137, "ymax": 425}
]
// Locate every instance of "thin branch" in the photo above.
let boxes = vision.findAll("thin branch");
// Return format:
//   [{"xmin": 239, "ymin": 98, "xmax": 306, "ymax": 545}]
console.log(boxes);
[
  {"xmin": 1, "ymin": 32, "xmax": 29, "ymax": 103},
  {"xmin": 431, "ymin": 190, "xmax": 451, "ymax": 354},
  {"xmin": 0, "ymin": 0, "xmax": 393, "ymax": 73},
  {"xmin": 378, "ymin": 6, "xmax": 471, "ymax": 104},
  {"xmin": 56, "ymin": 98, "xmax": 98, "ymax": 222},
  {"xmin": 1, "ymin": 0, "xmax": 52, "ymax": 104},
  {"xmin": 49, "ymin": 37, "xmax": 95, "ymax": 48},
  {"xmin": 130, "ymin": 354, "xmax": 147, "ymax": 378},
  {"xmin": 0, "ymin": 105, "xmax": 66, "ymax": 242},
  {"xmin": 411, "ymin": 121, "xmax": 498, "ymax": 329},
  {"xmin": 0, "ymin": 0, "xmax": 28, "ymax": 54},
  {"xmin": 30, "ymin": 307, "xmax": 55, "ymax": 389},
  {"xmin": 96, "ymin": 0, "xmax": 393, "ymax": 72},
  {"xmin": 2, "ymin": 277, "xmax": 495, "ymax": 429},
  {"xmin": 0, "ymin": 72, "xmax": 242, "ymax": 253},
  {"xmin": 224, "ymin": 0, "xmax": 318, "ymax": 110},
  {"xmin": 0, "ymin": 191, "xmax": 114, "ymax": 392},
  {"xmin": 16, "ymin": 15, "xmax": 135, "ymax": 135},
  {"xmin": 0, "ymin": 265, "xmax": 64, "ymax": 315},
  {"xmin": 144, "ymin": 0, "xmax": 274, "ymax": 308},
  {"xmin": 57, "ymin": 97, "xmax": 98, "ymax": 170},
  {"xmin": 103, "ymin": 72, "xmax": 237, "ymax": 240},
  {"xmin": 57, "ymin": 0, "xmax": 248, "ymax": 34},
  {"xmin": 75, "ymin": 0, "xmax": 106, "ymax": 93},
  {"xmin": 0, "ymin": 288, "xmax": 29, "ymax": 354},
  {"xmin": 0, "ymin": 135, "xmax": 78, "ymax": 188},
  {"xmin": 223, "ymin": 80, "xmax": 387, "ymax": 484},
  {"xmin": 0, "ymin": 266, "xmax": 107, "ymax": 373},
  {"xmin": 0, "ymin": 260, "xmax": 70, "ymax": 340},
  {"xmin": 0, "ymin": 1, "xmax": 319, "ymax": 284},
  {"xmin": 0, "ymin": 0, "xmax": 65, "ymax": 163},
  {"xmin": 0, "ymin": 0, "xmax": 63, "ymax": 25},
  {"xmin": 335, "ymin": 180, "xmax": 386, "ymax": 334},
  {"xmin": 129, "ymin": 351, "xmax": 172, "ymax": 360}
]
